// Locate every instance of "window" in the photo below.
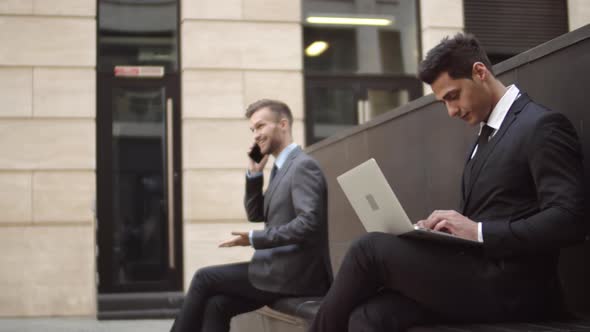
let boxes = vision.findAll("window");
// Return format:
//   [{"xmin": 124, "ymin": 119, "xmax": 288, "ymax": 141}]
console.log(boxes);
[{"xmin": 302, "ymin": 0, "xmax": 421, "ymax": 144}]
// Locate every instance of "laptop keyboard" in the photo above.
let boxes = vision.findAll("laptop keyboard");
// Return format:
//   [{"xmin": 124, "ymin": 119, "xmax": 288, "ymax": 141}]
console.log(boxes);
[{"xmin": 413, "ymin": 225, "xmax": 454, "ymax": 237}]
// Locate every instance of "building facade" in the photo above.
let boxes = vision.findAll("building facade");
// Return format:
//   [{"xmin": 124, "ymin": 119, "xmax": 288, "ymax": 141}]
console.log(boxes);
[{"xmin": 0, "ymin": 0, "xmax": 588, "ymax": 318}]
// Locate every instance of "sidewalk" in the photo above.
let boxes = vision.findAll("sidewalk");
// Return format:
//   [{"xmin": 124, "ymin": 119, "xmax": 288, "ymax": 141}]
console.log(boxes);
[{"xmin": 0, "ymin": 318, "xmax": 174, "ymax": 332}]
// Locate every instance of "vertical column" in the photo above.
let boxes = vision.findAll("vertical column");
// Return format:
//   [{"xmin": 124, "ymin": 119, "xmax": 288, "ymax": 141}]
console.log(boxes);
[
  {"xmin": 180, "ymin": 0, "xmax": 304, "ymax": 288},
  {"xmin": 0, "ymin": 0, "xmax": 96, "ymax": 317},
  {"xmin": 419, "ymin": 0, "xmax": 463, "ymax": 93},
  {"xmin": 355, "ymin": 0, "xmax": 382, "ymax": 73},
  {"xmin": 568, "ymin": 0, "xmax": 590, "ymax": 31}
]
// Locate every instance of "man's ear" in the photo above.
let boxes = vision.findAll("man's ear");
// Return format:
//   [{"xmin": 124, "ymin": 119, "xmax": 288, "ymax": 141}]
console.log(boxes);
[
  {"xmin": 279, "ymin": 118, "xmax": 289, "ymax": 129},
  {"xmin": 472, "ymin": 62, "xmax": 488, "ymax": 81}
]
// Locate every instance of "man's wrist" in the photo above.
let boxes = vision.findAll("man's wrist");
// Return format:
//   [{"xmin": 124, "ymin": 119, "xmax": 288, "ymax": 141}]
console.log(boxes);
[
  {"xmin": 246, "ymin": 170, "xmax": 263, "ymax": 178},
  {"xmin": 248, "ymin": 230, "xmax": 254, "ymax": 246}
]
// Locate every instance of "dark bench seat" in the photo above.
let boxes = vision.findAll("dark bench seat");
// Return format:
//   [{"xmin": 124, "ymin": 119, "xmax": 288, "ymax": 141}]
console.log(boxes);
[
  {"xmin": 409, "ymin": 320, "xmax": 590, "ymax": 332},
  {"xmin": 269, "ymin": 297, "xmax": 322, "ymax": 322},
  {"xmin": 267, "ymin": 297, "xmax": 590, "ymax": 332}
]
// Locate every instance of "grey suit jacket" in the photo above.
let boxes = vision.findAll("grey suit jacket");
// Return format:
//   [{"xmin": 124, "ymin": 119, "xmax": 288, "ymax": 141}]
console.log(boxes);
[{"xmin": 244, "ymin": 147, "xmax": 331, "ymax": 296}]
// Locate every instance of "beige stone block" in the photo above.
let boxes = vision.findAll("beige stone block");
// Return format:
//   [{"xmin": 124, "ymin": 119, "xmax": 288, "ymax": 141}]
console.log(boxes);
[
  {"xmin": 421, "ymin": 28, "xmax": 463, "ymax": 59},
  {"xmin": 182, "ymin": 70, "xmax": 244, "ymax": 119},
  {"xmin": 420, "ymin": 0, "xmax": 463, "ymax": 29},
  {"xmin": 181, "ymin": 0, "xmax": 241, "ymax": 20},
  {"xmin": 0, "ymin": 0, "xmax": 32, "ymax": 14},
  {"xmin": 182, "ymin": 21, "xmax": 301, "ymax": 70},
  {"xmin": 183, "ymin": 222, "xmax": 262, "ymax": 289},
  {"xmin": 33, "ymin": 68, "xmax": 95, "ymax": 118},
  {"xmin": 0, "ymin": 226, "xmax": 27, "ymax": 316},
  {"xmin": 0, "ymin": 16, "xmax": 95, "ymax": 66},
  {"xmin": 243, "ymin": 71, "xmax": 304, "ymax": 120},
  {"xmin": 243, "ymin": 0, "xmax": 300, "ymax": 22},
  {"xmin": 0, "ymin": 67, "xmax": 33, "ymax": 117},
  {"xmin": 0, "ymin": 227, "xmax": 26, "ymax": 279},
  {"xmin": 183, "ymin": 170, "xmax": 247, "ymax": 220},
  {"xmin": 183, "ymin": 119, "xmax": 252, "ymax": 169},
  {"xmin": 293, "ymin": 119, "xmax": 305, "ymax": 148},
  {"xmin": 0, "ymin": 225, "xmax": 95, "ymax": 316},
  {"xmin": 0, "ymin": 119, "xmax": 95, "ymax": 169},
  {"xmin": 33, "ymin": 171, "xmax": 95, "ymax": 223},
  {"xmin": 26, "ymin": 225, "xmax": 95, "ymax": 316},
  {"xmin": 33, "ymin": 0, "xmax": 95, "ymax": 16},
  {"xmin": 568, "ymin": 0, "xmax": 590, "ymax": 31},
  {"xmin": 0, "ymin": 172, "xmax": 32, "ymax": 223}
]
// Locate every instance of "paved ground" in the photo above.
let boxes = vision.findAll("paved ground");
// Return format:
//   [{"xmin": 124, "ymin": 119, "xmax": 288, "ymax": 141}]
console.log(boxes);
[{"xmin": 0, "ymin": 318, "xmax": 174, "ymax": 332}]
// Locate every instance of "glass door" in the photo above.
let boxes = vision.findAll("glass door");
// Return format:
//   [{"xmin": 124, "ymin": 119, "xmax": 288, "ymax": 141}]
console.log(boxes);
[
  {"xmin": 97, "ymin": 73, "xmax": 182, "ymax": 293},
  {"xmin": 97, "ymin": 0, "xmax": 182, "ymax": 299}
]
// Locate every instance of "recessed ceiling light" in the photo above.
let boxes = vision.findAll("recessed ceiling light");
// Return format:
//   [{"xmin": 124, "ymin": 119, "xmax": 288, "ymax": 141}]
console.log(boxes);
[
  {"xmin": 305, "ymin": 41, "xmax": 329, "ymax": 57},
  {"xmin": 306, "ymin": 16, "xmax": 393, "ymax": 26}
]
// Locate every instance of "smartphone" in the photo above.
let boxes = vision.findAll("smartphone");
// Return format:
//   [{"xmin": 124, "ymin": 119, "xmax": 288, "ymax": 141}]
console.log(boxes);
[{"xmin": 248, "ymin": 144, "xmax": 264, "ymax": 163}]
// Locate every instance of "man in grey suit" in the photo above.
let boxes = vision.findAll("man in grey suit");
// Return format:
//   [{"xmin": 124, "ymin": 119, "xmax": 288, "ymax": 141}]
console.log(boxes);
[{"xmin": 171, "ymin": 99, "xmax": 331, "ymax": 332}]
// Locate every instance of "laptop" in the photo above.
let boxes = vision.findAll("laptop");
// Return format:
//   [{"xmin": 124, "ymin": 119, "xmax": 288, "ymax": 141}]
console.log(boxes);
[{"xmin": 337, "ymin": 158, "xmax": 481, "ymax": 246}]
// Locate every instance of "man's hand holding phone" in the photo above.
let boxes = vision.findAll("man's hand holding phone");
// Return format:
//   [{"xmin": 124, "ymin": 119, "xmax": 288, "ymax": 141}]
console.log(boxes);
[{"xmin": 248, "ymin": 143, "xmax": 269, "ymax": 173}]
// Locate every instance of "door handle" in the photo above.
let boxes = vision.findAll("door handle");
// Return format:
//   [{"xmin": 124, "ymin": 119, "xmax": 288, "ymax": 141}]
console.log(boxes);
[
  {"xmin": 166, "ymin": 98, "xmax": 176, "ymax": 269},
  {"xmin": 357, "ymin": 100, "xmax": 370, "ymax": 124},
  {"xmin": 357, "ymin": 100, "xmax": 365, "ymax": 125}
]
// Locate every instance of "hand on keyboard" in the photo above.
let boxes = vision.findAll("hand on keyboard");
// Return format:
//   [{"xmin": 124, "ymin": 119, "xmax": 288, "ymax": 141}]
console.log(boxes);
[{"xmin": 416, "ymin": 210, "xmax": 478, "ymax": 241}]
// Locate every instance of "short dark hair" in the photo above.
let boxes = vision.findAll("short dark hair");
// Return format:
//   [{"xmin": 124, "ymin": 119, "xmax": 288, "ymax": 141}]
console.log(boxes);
[
  {"xmin": 418, "ymin": 33, "xmax": 493, "ymax": 84},
  {"xmin": 245, "ymin": 99, "xmax": 293, "ymax": 126}
]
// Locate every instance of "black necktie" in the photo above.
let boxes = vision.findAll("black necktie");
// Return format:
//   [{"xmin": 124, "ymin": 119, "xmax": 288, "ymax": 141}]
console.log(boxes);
[
  {"xmin": 477, "ymin": 125, "xmax": 494, "ymax": 149},
  {"xmin": 464, "ymin": 124, "xmax": 495, "ymax": 195},
  {"xmin": 270, "ymin": 164, "xmax": 278, "ymax": 183}
]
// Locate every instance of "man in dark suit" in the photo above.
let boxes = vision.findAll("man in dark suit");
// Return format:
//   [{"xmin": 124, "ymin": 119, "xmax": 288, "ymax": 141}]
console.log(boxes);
[
  {"xmin": 171, "ymin": 99, "xmax": 331, "ymax": 332},
  {"xmin": 309, "ymin": 33, "xmax": 585, "ymax": 331}
]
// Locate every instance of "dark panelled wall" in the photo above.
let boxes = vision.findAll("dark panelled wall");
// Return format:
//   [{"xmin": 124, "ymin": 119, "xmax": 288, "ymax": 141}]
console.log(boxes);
[
  {"xmin": 464, "ymin": 0, "xmax": 568, "ymax": 55},
  {"xmin": 307, "ymin": 25, "xmax": 590, "ymax": 316}
]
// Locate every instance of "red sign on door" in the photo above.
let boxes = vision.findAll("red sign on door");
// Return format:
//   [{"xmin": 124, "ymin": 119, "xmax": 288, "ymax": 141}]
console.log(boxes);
[{"xmin": 114, "ymin": 66, "xmax": 164, "ymax": 78}]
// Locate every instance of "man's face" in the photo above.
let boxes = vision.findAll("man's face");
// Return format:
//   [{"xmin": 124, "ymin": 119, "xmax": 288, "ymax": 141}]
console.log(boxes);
[
  {"xmin": 249, "ymin": 107, "xmax": 285, "ymax": 155},
  {"xmin": 431, "ymin": 69, "xmax": 493, "ymax": 126}
]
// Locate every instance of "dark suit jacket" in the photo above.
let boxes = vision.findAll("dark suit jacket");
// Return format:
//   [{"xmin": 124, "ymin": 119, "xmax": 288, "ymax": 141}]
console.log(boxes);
[
  {"xmin": 460, "ymin": 92, "xmax": 585, "ymax": 314},
  {"xmin": 244, "ymin": 147, "xmax": 331, "ymax": 296}
]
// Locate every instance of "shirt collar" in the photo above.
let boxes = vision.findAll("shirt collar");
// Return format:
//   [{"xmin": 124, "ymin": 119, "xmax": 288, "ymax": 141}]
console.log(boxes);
[
  {"xmin": 275, "ymin": 143, "xmax": 298, "ymax": 169},
  {"xmin": 480, "ymin": 84, "xmax": 520, "ymax": 133}
]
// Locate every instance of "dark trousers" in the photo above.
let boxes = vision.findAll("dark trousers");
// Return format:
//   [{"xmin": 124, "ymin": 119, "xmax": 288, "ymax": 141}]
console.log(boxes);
[
  {"xmin": 309, "ymin": 232, "xmax": 513, "ymax": 332},
  {"xmin": 170, "ymin": 262, "xmax": 281, "ymax": 332}
]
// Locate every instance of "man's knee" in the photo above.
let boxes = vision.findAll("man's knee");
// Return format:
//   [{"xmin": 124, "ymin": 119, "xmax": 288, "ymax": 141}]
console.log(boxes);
[
  {"xmin": 189, "ymin": 266, "xmax": 215, "ymax": 290},
  {"xmin": 349, "ymin": 232, "xmax": 397, "ymax": 255},
  {"xmin": 350, "ymin": 232, "xmax": 379, "ymax": 249}
]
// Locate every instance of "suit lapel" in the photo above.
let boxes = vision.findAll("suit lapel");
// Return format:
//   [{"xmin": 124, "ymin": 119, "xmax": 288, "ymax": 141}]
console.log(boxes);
[
  {"xmin": 462, "ymin": 94, "xmax": 530, "ymax": 213},
  {"xmin": 263, "ymin": 147, "xmax": 302, "ymax": 217},
  {"xmin": 461, "ymin": 140, "xmax": 478, "ymax": 205}
]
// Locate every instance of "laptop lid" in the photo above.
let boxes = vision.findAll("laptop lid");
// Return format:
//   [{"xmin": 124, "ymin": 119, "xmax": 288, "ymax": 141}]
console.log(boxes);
[{"xmin": 337, "ymin": 158, "xmax": 414, "ymax": 235}]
